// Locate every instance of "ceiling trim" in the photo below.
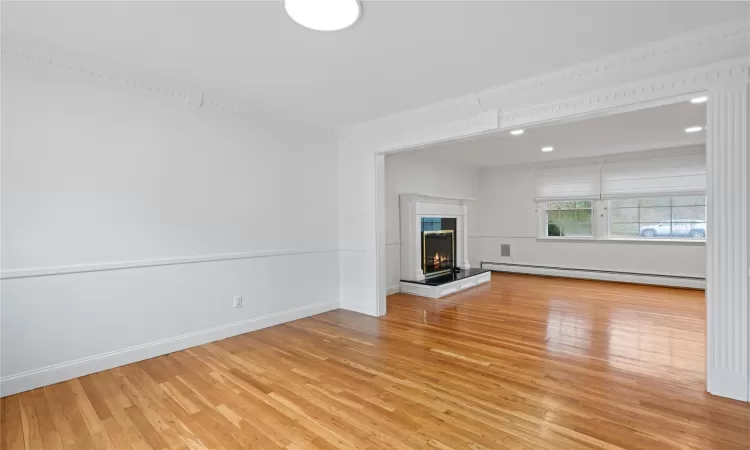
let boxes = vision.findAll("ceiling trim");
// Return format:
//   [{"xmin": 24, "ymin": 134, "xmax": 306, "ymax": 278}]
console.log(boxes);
[
  {"xmin": 340, "ymin": 19, "xmax": 750, "ymax": 149},
  {"xmin": 346, "ymin": 56, "xmax": 747, "ymax": 155},
  {"xmin": 498, "ymin": 56, "xmax": 749, "ymax": 130},
  {"xmin": 1, "ymin": 40, "xmax": 274, "ymax": 125}
]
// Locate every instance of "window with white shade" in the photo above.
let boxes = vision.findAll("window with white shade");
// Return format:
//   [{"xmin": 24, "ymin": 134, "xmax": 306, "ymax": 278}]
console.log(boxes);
[
  {"xmin": 600, "ymin": 153, "xmax": 706, "ymax": 199},
  {"xmin": 535, "ymin": 165, "xmax": 601, "ymax": 202},
  {"xmin": 534, "ymin": 148, "xmax": 706, "ymax": 242},
  {"xmin": 608, "ymin": 196, "xmax": 706, "ymax": 240}
]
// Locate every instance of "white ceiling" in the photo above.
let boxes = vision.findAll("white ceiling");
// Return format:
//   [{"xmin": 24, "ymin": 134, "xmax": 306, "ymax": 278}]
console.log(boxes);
[
  {"xmin": 391, "ymin": 100, "xmax": 707, "ymax": 168},
  {"xmin": 2, "ymin": 1, "xmax": 746, "ymax": 130}
]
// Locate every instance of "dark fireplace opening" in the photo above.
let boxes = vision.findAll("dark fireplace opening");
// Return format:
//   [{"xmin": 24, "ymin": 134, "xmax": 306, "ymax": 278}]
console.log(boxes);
[
  {"xmin": 421, "ymin": 217, "xmax": 457, "ymax": 278},
  {"xmin": 423, "ymin": 231, "xmax": 455, "ymax": 277}
]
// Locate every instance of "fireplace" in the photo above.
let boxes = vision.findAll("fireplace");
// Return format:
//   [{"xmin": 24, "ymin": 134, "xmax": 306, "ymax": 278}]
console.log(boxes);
[
  {"xmin": 421, "ymin": 217, "xmax": 457, "ymax": 277},
  {"xmin": 400, "ymin": 194, "xmax": 490, "ymax": 298}
]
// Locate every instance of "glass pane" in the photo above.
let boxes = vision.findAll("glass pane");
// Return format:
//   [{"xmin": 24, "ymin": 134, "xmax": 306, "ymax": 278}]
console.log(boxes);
[
  {"xmin": 546, "ymin": 201, "xmax": 592, "ymax": 237},
  {"xmin": 576, "ymin": 209, "xmax": 592, "ymax": 222},
  {"xmin": 611, "ymin": 199, "xmax": 638, "ymax": 208},
  {"xmin": 610, "ymin": 222, "xmax": 640, "ymax": 237},
  {"xmin": 564, "ymin": 222, "xmax": 592, "ymax": 237},
  {"xmin": 547, "ymin": 223, "xmax": 563, "ymax": 236},
  {"xmin": 608, "ymin": 196, "xmax": 706, "ymax": 240},
  {"xmin": 639, "ymin": 197, "xmax": 671, "ymax": 207},
  {"xmin": 672, "ymin": 206, "xmax": 706, "ymax": 221},
  {"xmin": 672, "ymin": 196, "xmax": 706, "ymax": 207},
  {"xmin": 640, "ymin": 206, "xmax": 670, "ymax": 222},
  {"xmin": 610, "ymin": 206, "xmax": 638, "ymax": 223},
  {"xmin": 639, "ymin": 222, "xmax": 669, "ymax": 238}
]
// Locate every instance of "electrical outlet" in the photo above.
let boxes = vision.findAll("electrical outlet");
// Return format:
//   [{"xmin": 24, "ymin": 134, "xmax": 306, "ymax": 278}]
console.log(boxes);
[{"xmin": 233, "ymin": 296, "xmax": 243, "ymax": 308}]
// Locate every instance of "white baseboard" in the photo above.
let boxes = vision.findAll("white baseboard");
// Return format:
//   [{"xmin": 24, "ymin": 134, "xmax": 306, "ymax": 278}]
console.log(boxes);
[
  {"xmin": 482, "ymin": 262, "xmax": 705, "ymax": 289},
  {"xmin": 386, "ymin": 284, "xmax": 400, "ymax": 295},
  {"xmin": 0, "ymin": 301, "xmax": 338, "ymax": 397}
]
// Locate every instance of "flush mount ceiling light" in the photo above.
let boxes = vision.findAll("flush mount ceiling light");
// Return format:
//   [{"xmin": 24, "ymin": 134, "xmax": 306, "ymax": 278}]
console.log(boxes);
[
  {"xmin": 690, "ymin": 96, "xmax": 709, "ymax": 104},
  {"xmin": 541, "ymin": 146, "xmax": 555, "ymax": 152},
  {"xmin": 285, "ymin": 0, "xmax": 361, "ymax": 31},
  {"xmin": 685, "ymin": 126, "xmax": 704, "ymax": 133},
  {"xmin": 510, "ymin": 129, "xmax": 525, "ymax": 135}
]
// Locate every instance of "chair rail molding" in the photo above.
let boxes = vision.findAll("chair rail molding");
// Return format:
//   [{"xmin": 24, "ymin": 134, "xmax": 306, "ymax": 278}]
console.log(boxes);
[
  {"xmin": 705, "ymin": 76, "xmax": 749, "ymax": 402},
  {"xmin": 336, "ymin": 19, "xmax": 750, "ymax": 402},
  {"xmin": 0, "ymin": 248, "xmax": 340, "ymax": 280}
]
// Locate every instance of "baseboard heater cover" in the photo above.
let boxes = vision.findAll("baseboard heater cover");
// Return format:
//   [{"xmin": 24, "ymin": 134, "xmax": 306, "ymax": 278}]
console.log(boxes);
[{"xmin": 481, "ymin": 262, "xmax": 705, "ymax": 289}]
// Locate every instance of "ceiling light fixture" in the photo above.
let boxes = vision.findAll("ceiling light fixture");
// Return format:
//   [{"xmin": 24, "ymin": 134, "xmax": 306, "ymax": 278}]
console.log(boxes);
[
  {"xmin": 284, "ymin": 0, "xmax": 361, "ymax": 31},
  {"xmin": 685, "ymin": 126, "xmax": 704, "ymax": 133},
  {"xmin": 690, "ymin": 96, "xmax": 708, "ymax": 104},
  {"xmin": 510, "ymin": 129, "xmax": 524, "ymax": 135},
  {"xmin": 541, "ymin": 146, "xmax": 554, "ymax": 152}
]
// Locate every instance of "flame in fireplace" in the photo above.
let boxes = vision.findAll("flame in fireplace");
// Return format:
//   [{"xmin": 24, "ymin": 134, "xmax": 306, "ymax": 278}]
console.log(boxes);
[{"xmin": 432, "ymin": 252, "xmax": 449, "ymax": 269}]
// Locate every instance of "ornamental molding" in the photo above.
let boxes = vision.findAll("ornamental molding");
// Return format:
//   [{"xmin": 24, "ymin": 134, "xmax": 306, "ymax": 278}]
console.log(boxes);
[
  {"xmin": 498, "ymin": 57, "xmax": 750, "ymax": 130},
  {"xmin": 340, "ymin": 19, "xmax": 750, "ymax": 149},
  {"xmin": 1, "ymin": 38, "xmax": 281, "ymax": 127}
]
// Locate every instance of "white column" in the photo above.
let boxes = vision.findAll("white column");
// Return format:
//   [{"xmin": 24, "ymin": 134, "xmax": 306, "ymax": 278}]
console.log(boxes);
[
  {"xmin": 461, "ymin": 201, "xmax": 471, "ymax": 269},
  {"xmin": 706, "ymin": 79, "xmax": 749, "ymax": 402}
]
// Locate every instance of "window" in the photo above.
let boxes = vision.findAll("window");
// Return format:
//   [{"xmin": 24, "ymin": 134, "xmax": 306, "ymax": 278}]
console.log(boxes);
[
  {"xmin": 544, "ymin": 201, "xmax": 593, "ymax": 237},
  {"xmin": 608, "ymin": 196, "xmax": 706, "ymax": 240}
]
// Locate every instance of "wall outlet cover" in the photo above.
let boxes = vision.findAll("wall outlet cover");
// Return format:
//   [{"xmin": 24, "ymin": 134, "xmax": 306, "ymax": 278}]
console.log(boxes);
[{"xmin": 233, "ymin": 296, "xmax": 243, "ymax": 308}]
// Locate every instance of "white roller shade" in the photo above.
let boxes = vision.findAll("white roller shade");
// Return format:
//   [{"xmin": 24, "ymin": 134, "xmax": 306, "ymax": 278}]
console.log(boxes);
[
  {"xmin": 535, "ymin": 165, "xmax": 601, "ymax": 202},
  {"xmin": 601, "ymin": 152, "xmax": 706, "ymax": 199}
]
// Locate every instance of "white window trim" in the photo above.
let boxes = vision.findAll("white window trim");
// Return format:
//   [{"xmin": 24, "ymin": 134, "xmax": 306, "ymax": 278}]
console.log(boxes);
[{"xmin": 537, "ymin": 198, "xmax": 706, "ymax": 245}]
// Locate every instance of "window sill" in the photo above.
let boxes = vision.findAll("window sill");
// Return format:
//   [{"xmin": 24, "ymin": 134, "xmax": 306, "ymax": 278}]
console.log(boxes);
[
  {"xmin": 537, "ymin": 237, "xmax": 705, "ymax": 245},
  {"xmin": 604, "ymin": 237, "xmax": 705, "ymax": 245},
  {"xmin": 536, "ymin": 237, "xmax": 596, "ymax": 243}
]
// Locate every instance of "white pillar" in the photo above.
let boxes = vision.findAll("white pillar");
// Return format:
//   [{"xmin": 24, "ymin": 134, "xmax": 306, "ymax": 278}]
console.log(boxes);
[
  {"xmin": 461, "ymin": 201, "xmax": 471, "ymax": 269},
  {"xmin": 706, "ymin": 79, "xmax": 749, "ymax": 402}
]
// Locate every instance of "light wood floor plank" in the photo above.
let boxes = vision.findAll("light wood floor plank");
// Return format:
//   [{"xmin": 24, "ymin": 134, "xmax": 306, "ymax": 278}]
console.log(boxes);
[{"xmin": 3, "ymin": 273, "xmax": 750, "ymax": 449}]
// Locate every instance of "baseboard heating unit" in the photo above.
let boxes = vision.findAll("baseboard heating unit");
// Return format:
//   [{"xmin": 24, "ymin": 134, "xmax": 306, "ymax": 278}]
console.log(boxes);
[{"xmin": 481, "ymin": 262, "xmax": 704, "ymax": 289}]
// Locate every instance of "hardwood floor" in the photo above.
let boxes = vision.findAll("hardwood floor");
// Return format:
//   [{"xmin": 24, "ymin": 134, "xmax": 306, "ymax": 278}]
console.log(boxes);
[{"xmin": 2, "ymin": 273, "xmax": 749, "ymax": 449}]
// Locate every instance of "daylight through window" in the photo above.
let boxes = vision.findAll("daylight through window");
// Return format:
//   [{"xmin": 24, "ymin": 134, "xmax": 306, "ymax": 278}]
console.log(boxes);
[
  {"xmin": 608, "ymin": 196, "xmax": 706, "ymax": 239},
  {"xmin": 544, "ymin": 201, "xmax": 593, "ymax": 237}
]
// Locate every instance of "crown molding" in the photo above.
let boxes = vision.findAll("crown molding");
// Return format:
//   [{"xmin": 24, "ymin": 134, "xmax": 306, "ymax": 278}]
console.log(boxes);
[
  {"xmin": 1, "ymin": 39, "xmax": 283, "ymax": 128},
  {"xmin": 341, "ymin": 56, "xmax": 747, "ymax": 155},
  {"xmin": 498, "ymin": 56, "xmax": 750, "ymax": 130},
  {"xmin": 339, "ymin": 19, "xmax": 750, "ymax": 149},
  {"xmin": 478, "ymin": 19, "xmax": 750, "ymax": 110}
]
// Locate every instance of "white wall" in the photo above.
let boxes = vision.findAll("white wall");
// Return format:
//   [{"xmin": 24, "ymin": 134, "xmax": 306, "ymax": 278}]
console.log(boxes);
[
  {"xmin": 1, "ymin": 59, "xmax": 339, "ymax": 396},
  {"xmin": 476, "ymin": 164, "xmax": 706, "ymax": 278},
  {"xmin": 383, "ymin": 152, "xmax": 479, "ymax": 293}
]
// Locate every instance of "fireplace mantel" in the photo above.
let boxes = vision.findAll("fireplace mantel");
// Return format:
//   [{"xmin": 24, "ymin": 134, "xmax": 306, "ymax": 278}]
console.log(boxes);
[{"xmin": 399, "ymin": 194, "xmax": 473, "ymax": 282}]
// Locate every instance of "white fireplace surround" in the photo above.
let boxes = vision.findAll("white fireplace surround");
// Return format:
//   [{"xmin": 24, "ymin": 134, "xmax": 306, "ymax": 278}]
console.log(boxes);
[{"xmin": 399, "ymin": 194, "xmax": 472, "ymax": 282}]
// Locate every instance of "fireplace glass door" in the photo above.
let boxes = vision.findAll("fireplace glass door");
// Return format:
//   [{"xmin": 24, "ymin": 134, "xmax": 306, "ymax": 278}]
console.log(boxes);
[{"xmin": 422, "ymin": 230, "xmax": 455, "ymax": 277}]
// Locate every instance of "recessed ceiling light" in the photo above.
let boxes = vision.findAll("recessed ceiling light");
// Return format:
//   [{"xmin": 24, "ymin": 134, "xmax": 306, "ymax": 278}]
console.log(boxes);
[
  {"xmin": 685, "ymin": 126, "xmax": 704, "ymax": 133},
  {"xmin": 510, "ymin": 129, "xmax": 524, "ymax": 135},
  {"xmin": 541, "ymin": 146, "xmax": 554, "ymax": 152},
  {"xmin": 690, "ymin": 96, "xmax": 708, "ymax": 104},
  {"xmin": 285, "ymin": 0, "xmax": 361, "ymax": 31}
]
